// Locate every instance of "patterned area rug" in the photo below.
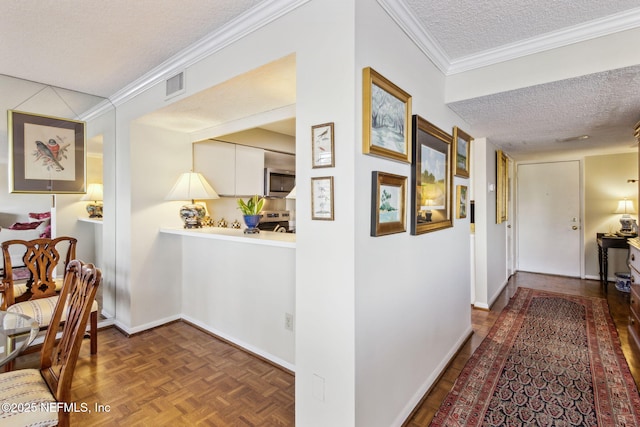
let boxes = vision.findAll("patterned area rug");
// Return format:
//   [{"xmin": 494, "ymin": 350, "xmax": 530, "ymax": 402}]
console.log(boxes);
[{"xmin": 431, "ymin": 288, "xmax": 640, "ymax": 426}]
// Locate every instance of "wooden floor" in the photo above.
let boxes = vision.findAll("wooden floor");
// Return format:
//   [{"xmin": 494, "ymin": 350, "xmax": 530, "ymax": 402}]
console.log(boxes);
[
  {"xmin": 13, "ymin": 272, "xmax": 639, "ymax": 426},
  {"xmin": 15, "ymin": 321, "xmax": 295, "ymax": 426},
  {"xmin": 404, "ymin": 272, "xmax": 640, "ymax": 426}
]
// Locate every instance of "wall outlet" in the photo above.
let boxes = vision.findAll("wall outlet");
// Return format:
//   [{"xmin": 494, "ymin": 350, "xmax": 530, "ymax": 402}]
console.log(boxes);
[{"xmin": 285, "ymin": 313, "xmax": 294, "ymax": 331}]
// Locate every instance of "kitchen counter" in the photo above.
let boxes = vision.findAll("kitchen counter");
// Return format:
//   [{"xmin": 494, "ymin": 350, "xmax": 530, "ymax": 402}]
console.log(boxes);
[{"xmin": 159, "ymin": 226, "xmax": 295, "ymax": 248}]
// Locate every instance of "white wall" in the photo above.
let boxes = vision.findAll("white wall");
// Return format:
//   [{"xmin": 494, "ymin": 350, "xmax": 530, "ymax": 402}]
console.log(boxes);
[
  {"xmin": 353, "ymin": 1, "xmax": 472, "ymax": 425},
  {"xmin": 108, "ymin": 0, "xmax": 483, "ymax": 425},
  {"xmin": 472, "ymin": 138, "xmax": 508, "ymax": 308}
]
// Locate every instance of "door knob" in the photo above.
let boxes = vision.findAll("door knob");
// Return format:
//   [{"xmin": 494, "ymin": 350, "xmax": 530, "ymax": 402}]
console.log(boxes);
[{"xmin": 572, "ymin": 225, "xmax": 578, "ymax": 230}]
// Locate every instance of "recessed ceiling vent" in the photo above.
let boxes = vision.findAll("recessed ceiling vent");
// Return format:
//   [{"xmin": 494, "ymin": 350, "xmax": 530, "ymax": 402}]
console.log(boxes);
[{"xmin": 166, "ymin": 72, "xmax": 185, "ymax": 99}]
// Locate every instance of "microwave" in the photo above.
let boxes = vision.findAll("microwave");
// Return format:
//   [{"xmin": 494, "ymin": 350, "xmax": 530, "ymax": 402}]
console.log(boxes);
[{"xmin": 264, "ymin": 168, "xmax": 295, "ymax": 197}]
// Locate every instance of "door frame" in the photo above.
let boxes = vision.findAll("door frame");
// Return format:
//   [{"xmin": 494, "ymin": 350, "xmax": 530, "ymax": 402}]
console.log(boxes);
[{"xmin": 514, "ymin": 159, "xmax": 585, "ymax": 278}]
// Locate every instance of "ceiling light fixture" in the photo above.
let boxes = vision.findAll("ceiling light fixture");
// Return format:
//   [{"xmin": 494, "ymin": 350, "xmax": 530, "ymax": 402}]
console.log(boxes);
[{"xmin": 556, "ymin": 135, "xmax": 590, "ymax": 143}]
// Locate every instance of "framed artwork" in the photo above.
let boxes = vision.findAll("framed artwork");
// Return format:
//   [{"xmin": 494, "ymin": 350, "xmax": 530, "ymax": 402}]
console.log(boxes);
[
  {"xmin": 456, "ymin": 185, "xmax": 468, "ymax": 219},
  {"xmin": 496, "ymin": 150, "xmax": 509, "ymax": 224},
  {"xmin": 312, "ymin": 122, "xmax": 335, "ymax": 168},
  {"xmin": 8, "ymin": 110, "xmax": 86, "ymax": 194},
  {"xmin": 311, "ymin": 176, "xmax": 334, "ymax": 220},
  {"xmin": 371, "ymin": 171, "xmax": 407, "ymax": 236},
  {"xmin": 410, "ymin": 115, "xmax": 453, "ymax": 235},
  {"xmin": 362, "ymin": 67, "xmax": 412, "ymax": 163},
  {"xmin": 453, "ymin": 126, "xmax": 472, "ymax": 178}
]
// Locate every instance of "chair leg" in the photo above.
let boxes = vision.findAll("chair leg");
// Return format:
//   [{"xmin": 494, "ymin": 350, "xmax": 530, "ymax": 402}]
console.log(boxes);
[{"xmin": 90, "ymin": 311, "xmax": 97, "ymax": 355}]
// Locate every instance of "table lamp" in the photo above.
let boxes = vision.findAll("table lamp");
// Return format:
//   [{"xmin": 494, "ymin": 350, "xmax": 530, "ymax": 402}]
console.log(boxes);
[
  {"xmin": 81, "ymin": 183, "xmax": 103, "ymax": 218},
  {"xmin": 614, "ymin": 198, "xmax": 637, "ymax": 235},
  {"xmin": 166, "ymin": 172, "xmax": 219, "ymax": 228}
]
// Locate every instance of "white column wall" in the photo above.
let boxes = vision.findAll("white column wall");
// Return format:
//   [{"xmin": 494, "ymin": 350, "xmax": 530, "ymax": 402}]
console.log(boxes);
[{"xmin": 353, "ymin": 1, "xmax": 472, "ymax": 425}]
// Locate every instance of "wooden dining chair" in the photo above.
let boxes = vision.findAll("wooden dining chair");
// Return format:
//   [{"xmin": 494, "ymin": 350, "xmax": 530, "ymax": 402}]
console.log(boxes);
[
  {"xmin": 0, "ymin": 238, "xmax": 99, "ymax": 370},
  {"xmin": 0, "ymin": 260, "xmax": 101, "ymax": 427}
]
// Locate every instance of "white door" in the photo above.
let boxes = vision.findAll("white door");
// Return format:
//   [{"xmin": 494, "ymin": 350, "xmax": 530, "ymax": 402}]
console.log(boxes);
[{"xmin": 517, "ymin": 161, "xmax": 581, "ymax": 276}]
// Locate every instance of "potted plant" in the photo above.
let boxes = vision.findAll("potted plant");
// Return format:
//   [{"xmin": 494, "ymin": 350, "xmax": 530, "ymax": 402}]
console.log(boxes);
[{"xmin": 237, "ymin": 195, "xmax": 265, "ymax": 234}]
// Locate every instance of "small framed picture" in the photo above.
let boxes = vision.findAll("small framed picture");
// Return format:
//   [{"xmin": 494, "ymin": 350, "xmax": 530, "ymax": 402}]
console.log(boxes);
[
  {"xmin": 453, "ymin": 126, "xmax": 472, "ymax": 178},
  {"xmin": 8, "ymin": 110, "xmax": 86, "ymax": 193},
  {"xmin": 311, "ymin": 176, "xmax": 334, "ymax": 220},
  {"xmin": 312, "ymin": 122, "xmax": 335, "ymax": 168},
  {"xmin": 456, "ymin": 185, "xmax": 468, "ymax": 219},
  {"xmin": 371, "ymin": 171, "xmax": 407, "ymax": 237},
  {"xmin": 362, "ymin": 67, "xmax": 412, "ymax": 163}
]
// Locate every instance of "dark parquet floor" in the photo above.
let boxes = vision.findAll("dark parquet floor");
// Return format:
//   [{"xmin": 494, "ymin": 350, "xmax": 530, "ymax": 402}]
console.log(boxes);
[{"xmin": 13, "ymin": 272, "xmax": 638, "ymax": 426}]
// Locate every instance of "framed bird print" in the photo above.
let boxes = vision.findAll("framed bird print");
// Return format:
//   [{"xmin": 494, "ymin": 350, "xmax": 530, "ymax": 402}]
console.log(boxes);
[
  {"xmin": 312, "ymin": 122, "xmax": 335, "ymax": 168},
  {"xmin": 8, "ymin": 110, "xmax": 86, "ymax": 194}
]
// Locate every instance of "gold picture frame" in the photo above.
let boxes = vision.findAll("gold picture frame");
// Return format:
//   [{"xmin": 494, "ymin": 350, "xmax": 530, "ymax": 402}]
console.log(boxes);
[
  {"xmin": 456, "ymin": 185, "xmax": 468, "ymax": 219},
  {"xmin": 311, "ymin": 176, "xmax": 334, "ymax": 220},
  {"xmin": 362, "ymin": 67, "xmax": 412, "ymax": 163},
  {"xmin": 496, "ymin": 150, "xmax": 509, "ymax": 224},
  {"xmin": 371, "ymin": 171, "xmax": 407, "ymax": 237},
  {"xmin": 410, "ymin": 115, "xmax": 453, "ymax": 235},
  {"xmin": 453, "ymin": 126, "xmax": 472, "ymax": 178}
]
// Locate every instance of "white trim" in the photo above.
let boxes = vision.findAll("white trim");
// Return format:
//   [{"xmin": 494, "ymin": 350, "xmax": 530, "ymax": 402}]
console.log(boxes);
[
  {"xmin": 107, "ymin": 0, "xmax": 309, "ymax": 108},
  {"xmin": 114, "ymin": 314, "xmax": 182, "ymax": 335},
  {"xmin": 182, "ymin": 314, "xmax": 296, "ymax": 372},
  {"xmin": 377, "ymin": 0, "xmax": 450, "ymax": 73},
  {"xmin": 449, "ymin": 7, "xmax": 640, "ymax": 74},
  {"xmin": 379, "ymin": 1, "xmax": 640, "ymax": 76},
  {"xmin": 391, "ymin": 325, "xmax": 473, "ymax": 426}
]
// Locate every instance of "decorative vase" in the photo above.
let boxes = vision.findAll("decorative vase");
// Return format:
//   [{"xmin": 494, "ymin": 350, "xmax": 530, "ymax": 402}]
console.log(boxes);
[{"xmin": 243, "ymin": 214, "xmax": 261, "ymax": 234}]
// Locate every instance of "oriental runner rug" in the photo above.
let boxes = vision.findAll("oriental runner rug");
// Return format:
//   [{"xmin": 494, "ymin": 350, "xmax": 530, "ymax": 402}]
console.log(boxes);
[{"xmin": 431, "ymin": 288, "xmax": 640, "ymax": 427}]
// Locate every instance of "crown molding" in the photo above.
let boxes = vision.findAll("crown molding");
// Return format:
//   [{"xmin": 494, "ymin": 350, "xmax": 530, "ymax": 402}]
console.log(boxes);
[
  {"xmin": 448, "ymin": 7, "xmax": 640, "ymax": 74},
  {"xmin": 108, "ymin": 0, "xmax": 309, "ymax": 108},
  {"xmin": 379, "ymin": 1, "xmax": 640, "ymax": 76},
  {"xmin": 377, "ymin": 0, "xmax": 450, "ymax": 73}
]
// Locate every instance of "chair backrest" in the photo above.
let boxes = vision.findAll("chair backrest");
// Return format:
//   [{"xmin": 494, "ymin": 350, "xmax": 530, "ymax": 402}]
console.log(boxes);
[
  {"xmin": 0, "ymin": 237, "xmax": 77, "ymax": 309},
  {"xmin": 39, "ymin": 260, "xmax": 101, "ymax": 414}
]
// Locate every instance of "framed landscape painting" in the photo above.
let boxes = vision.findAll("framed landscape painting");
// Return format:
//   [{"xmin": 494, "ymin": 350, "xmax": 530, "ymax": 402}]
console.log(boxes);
[
  {"xmin": 371, "ymin": 171, "xmax": 407, "ymax": 237},
  {"xmin": 453, "ymin": 126, "xmax": 472, "ymax": 178},
  {"xmin": 8, "ymin": 110, "xmax": 86, "ymax": 193},
  {"xmin": 362, "ymin": 67, "xmax": 412, "ymax": 163},
  {"xmin": 410, "ymin": 115, "xmax": 453, "ymax": 235}
]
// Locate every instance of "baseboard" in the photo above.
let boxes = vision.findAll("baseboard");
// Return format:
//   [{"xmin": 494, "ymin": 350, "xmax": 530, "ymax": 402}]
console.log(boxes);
[
  {"xmin": 395, "ymin": 325, "xmax": 474, "ymax": 427},
  {"xmin": 181, "ymin": 315, "xmax": 295, "ymax": 373},
  {"xmin": 113, "ymin": 314, "xmax": 182, "ymax": 336}
]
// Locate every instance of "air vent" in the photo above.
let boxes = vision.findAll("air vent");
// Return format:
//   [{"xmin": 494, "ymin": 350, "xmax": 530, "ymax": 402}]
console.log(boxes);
[{"xmin": 165, "ymin": 72, "xmax": 185, "ymax": 99}]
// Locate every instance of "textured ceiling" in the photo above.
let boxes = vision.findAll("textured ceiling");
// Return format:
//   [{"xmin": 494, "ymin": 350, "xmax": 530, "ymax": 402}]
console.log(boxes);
[
  {"xmin": 3, "ymin": 0, "xmax": 640, "ymax": 158},
  {"xmin": 449, "ymin": 65, "xmax": 640, "ymax": 156},
  {"xmin": 403, "ymin": 0, "xmax": 640, "ymax": 60},
  {"xmin": 0, "ymin": 0, "xmax": 262, "ymax": 97}
]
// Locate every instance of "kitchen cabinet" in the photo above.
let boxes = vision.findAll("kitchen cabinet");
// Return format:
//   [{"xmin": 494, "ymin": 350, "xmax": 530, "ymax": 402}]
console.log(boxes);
[{"xmin": 194, "ymin": 141, "xmax": 264, "ymax": 196}]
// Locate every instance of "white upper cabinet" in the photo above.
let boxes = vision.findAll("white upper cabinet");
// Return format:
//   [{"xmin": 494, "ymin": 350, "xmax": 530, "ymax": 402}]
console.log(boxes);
[
  {"xmin": 235, "ymin": 144, "xmax": 264, "ymax": 196},
  {"xmin": 194, "ymin": 141, "xmax": 264, "ymax": 197}
]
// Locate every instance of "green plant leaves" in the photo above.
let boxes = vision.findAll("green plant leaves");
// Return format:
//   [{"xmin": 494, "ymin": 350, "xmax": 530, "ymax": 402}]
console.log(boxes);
[{"xmin": 237, "ymin": 195, "xmax": 265, "ymax": 215}]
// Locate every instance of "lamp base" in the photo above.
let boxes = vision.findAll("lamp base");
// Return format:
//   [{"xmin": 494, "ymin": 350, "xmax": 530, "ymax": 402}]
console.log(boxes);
[
  {"xmin": 86, "ymin": 203, "xmax": 103, "ymax": 218},
  {"xmin": 620, "ymin": 216, "xmax": 638, "ymax": 235},
  {"xmin": 180, "ymin": 204, "xmax": 206, "ymax": 229}
]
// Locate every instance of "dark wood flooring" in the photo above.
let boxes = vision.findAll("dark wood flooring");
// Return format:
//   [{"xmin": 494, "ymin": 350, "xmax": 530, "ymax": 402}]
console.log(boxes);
[
  {"xmin": 404, "ymin": 272, "xmax": 640, "ymax": 426},
  {"xmin": 13, "ymin": 272, "xmax": 638, "ymax": 426}
]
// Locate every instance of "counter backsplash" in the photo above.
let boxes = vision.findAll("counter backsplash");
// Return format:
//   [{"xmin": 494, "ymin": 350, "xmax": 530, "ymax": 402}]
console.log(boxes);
[{"xmin": 203, "ymin": 197, "xmax": 296, "ymax": 228}]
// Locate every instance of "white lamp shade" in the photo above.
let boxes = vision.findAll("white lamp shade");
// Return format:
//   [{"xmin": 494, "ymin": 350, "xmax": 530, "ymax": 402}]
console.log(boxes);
[
  {"xmin": 615, "ymin": 199, "xmax": 636, "ymax": 215},
  {"xmin": 166, "ymin": 172, "xmax": 219, "ymax": 201},
  {"xmin": 81, "ymin": 183, "xmax": 103, "ymax": 201},
  {"xmin": 286, "ymin": 185, "xmax": 296, "ymax": 199}
]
